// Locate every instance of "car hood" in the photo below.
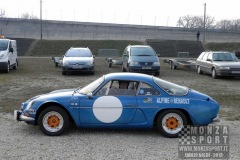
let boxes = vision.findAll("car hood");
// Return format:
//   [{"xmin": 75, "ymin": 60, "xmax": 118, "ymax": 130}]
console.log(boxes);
[
  {"xmin": 130, "ymin": 56, "xmax": 159, "ymax": 62},
  {"xmin": 213, "ymin": 61, "xmax": 240, "ymax": 67},
  {"xmin": 27, "ymin": 88, "xmax": 83, "ymax": 102}
]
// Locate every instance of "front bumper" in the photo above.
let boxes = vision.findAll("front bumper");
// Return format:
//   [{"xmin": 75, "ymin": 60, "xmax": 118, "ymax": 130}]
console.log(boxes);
[
  {"xmin": 62, "ymin": 65, "xmax": 94, "ymax": 72},
  {"xmin": 217, "ymin": 69, "xmax": 240, "ymax": 77},
  {"xmin": 128, "ymin": 66, "xmax": 160, "ymax": 73},
  {"xmin": 0, "ymin": 62, "xmax": 8, "ymax": 70},
  {"xmin": 14, "ymin": 110, "xmax": 35, "ymax": 122},
  {"xmin": 212, "ymin": 115, "xmax": 220, "ymax": 123}
]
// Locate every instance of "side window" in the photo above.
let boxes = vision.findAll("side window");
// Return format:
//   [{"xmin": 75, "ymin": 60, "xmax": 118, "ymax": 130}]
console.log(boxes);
[
  {"xmin": 106, "ymin": 80, "xmax": 138, "ymax": 96},
  {"xmin": 137, "ymin": 83, "xmax": 160, "ymax": 96},
  {"xmin": 207, "ymin": 53, "xmax": 212, "ymax": 60},
  {"xmin": 95, "ymin": 81, "xmax": 111, "ymax": 96},
  {"xmin": 202, "ymin": 53, "xmax": 209, "ymax": 61}
]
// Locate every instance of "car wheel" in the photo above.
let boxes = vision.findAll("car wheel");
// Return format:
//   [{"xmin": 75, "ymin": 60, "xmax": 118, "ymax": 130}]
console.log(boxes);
[
  {"xmin": 157, "ymin": 110, "xmax": 187, "ymax": 138},
  {"xmin": 5, "ymin": 62, "xmax": 10, "ymax": 73},
  {"xmin": 212, "ymin": 68, "xmax": 217, "ymax": 79},
  {"xmin": 13, "ymin": 60, "xmax": 18, "ymax": 70},
  {"xmin": 154, "ymin": 71, "xmax": 160, "ymax": 76},
  {"xmin": 169, "ymin": 61, "xmax": 176, "ymax": 70},
  {"xmin": 108, "ymin": 63, "xmax": 112, "ymax": 68},
  {"xmin": 38, "ymin": 106, "xmax": 69, "ymax": 136},
  {"xmin": 197, "ymin": 66, "xmax": 203, "ymax": 74},
  {"xmin": 62, "ymin": 71, "xmax": 67, "ymax": 75},
  {"xmin": 122, "ymin": 65, "xmax": 126, "ymax": 72}
]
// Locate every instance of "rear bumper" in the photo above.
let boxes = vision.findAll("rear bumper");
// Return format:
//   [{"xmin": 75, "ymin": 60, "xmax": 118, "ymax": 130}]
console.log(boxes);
[{"xmin": 14, "ymin": 110, "xmax": 35, "ymax": 122}]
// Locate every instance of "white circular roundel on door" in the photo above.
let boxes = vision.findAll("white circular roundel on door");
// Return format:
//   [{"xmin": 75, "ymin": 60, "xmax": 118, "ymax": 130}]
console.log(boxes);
[{"xmin": 93, "ymin": 96, "xmax": 123, "ymax": 123}]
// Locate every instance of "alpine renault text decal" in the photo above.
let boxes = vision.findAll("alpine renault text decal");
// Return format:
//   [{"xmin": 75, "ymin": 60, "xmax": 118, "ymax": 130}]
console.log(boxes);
[{"xmin": 157, "ymin": 97, "xmax": 190, "ymax": 104}]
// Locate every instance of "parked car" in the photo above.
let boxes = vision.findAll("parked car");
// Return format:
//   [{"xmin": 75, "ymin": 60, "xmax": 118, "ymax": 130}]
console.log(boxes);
[
  {"xmin": 122, "ymin": 45, "xmax": 160, "ymax": 76},
  {"xmin": 0, "ymin": 37, "xmax": 18, "ymax": 73},
  {"xmin": 62, "ymin": 47, "xmax": 95, "ymax": 75},
  {"xmin": 196, "ymin": 51, "xmax": 240, "ymax": 78},
  {"xmin": 14, "ymin": 73, "xmax": 219, "ymax": 138}
]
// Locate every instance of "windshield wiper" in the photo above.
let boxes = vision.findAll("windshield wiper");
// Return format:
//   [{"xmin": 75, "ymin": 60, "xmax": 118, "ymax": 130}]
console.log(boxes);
[{"xmin": 72, "ymin": 86, "xmax": 82, "ymax": 96}]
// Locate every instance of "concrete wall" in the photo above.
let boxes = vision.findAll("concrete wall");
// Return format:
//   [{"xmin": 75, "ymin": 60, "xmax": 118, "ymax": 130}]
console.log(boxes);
[{"xmin": 1, "ymin": 18, "xmax": 240, "ymax": 42}]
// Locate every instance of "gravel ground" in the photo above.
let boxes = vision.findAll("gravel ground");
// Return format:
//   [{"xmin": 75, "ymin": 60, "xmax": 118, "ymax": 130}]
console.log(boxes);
[{"xmin": 0, "ymin": 57, "xmax": 239, "ymax": 159}]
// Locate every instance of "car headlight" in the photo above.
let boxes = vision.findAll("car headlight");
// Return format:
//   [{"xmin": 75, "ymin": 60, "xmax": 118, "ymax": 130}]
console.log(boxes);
[
  {"xmin": 85, "ymin": 61, "xmax": 93, "ymax": 65},
  {"xmin": 219, "ymin": 66, "xmax": 230, "ymax": 70},
  {"xmin": 25, "ymin": 101, "xmax": 35, "ymax": 110},
  {"xmin": 63, "ymin": 60, "xmax": 69, "ymax": 66},
  {"xmin": 129, "ymin": 62, "xmax": 139, "ymax": 66},
  {"xmin": 153, "ymin": 62, "xmax": 160, "ymax": 66}
]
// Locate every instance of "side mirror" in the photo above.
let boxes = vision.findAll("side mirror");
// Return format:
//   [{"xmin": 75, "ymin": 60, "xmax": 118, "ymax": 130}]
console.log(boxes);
[
  {"xmin": 9, "ymin": 48, "xmax": 14, "ymax": 52},
  {"xmin": 87, "ymin": 93, "xmax": 93, "ymax": 98}
]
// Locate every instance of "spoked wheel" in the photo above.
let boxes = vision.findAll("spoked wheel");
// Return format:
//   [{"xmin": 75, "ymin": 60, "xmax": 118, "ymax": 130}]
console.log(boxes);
[
  {"xmin": 38, "ymin": 107, "xmax": 69, "ymax": 136},
  {"xmin": 157, "ymin": 110, "xmax": 187, "ymax": 138}
]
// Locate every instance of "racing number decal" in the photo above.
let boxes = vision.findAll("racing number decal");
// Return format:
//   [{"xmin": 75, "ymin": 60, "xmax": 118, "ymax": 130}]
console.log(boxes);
[{"xmin": 93, "ymin": 96, "xmax": 123, "ymax": 123}]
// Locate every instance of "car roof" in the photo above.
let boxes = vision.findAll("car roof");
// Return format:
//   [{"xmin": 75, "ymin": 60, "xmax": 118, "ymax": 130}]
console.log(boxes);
[
  {"xmin": 104, "ymin": 72, "xmax": 154, "ymax": 83},
  {"xmin": 69, "ymin": 47, "xmax": 89, "ymax": 50},
  {"xmin": 129, "ymin": 45, "xmax": 151, "ymax": 48},
  {"xmin": 205, "ymin": 51, "xmax": 232, "ymax": 54}
]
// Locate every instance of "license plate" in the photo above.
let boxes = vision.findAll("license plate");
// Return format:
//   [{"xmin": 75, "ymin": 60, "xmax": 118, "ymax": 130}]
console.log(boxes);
[
  {"xmin": 142, "ymin": 67, "xmax": 151, "ymax": 69},
  {"xmin": 232, "ymin": 71, "xmax": 240, "ymax": 74},
  {"xmin": 73, "ymin": 66, "xmax": 83, "ymax": 69}
]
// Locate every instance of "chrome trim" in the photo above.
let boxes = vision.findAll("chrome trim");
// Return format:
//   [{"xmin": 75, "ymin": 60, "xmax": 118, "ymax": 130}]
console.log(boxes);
[{"xmin": 14, "ymin": 110, "xmax": 35, "ymax": 122}]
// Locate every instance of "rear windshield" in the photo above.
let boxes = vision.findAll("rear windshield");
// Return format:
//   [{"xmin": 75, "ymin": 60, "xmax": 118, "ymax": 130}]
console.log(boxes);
[
  {"xmin": 130, "ymin": 47, "xmax": 156, "ymax": 56},
  {"xmin": 153, "ymin": 77, "xmax": 188, "ymax": 95},
  {"xmin": 65, "ymin": 49, "xmax": 92, "ymax": 57},
  {"xmin": 212, "ymin": 52, "xmax": 239, "ymax": 62},
  {"xmin": 0, "ymin": 40, "xmax": 9, "ymax": 51}
]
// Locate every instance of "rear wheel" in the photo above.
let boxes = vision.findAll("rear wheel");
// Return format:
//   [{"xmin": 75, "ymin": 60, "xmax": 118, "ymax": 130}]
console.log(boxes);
[
  {"xmin": 13, "ymin": 60, "xmax": 18, "ymax": 70},
  {"xmin": 197, "ymin": 66, "xmax": 203, "ymax": 74},
  {"xmin": 38, "ymin": 106, "xmax": 69, "ymax": 136},
  {"xmin": 157, "ymin": 110, "xmax": 187, "ymax": 138},
  {"xmin": 122, "ymin": 65, "xmax": 126, "ymax": 72}
]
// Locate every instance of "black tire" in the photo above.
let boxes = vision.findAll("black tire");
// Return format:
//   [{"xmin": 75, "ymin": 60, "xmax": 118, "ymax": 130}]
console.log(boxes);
[
  {"xmin": 212, "ymin": 68, "xmax": 217, "ymax": 79},
  {"xmin": 108, "ymin": 63, "xmax": 112, "ymax": 68},
  {"xmin": 13, "ymin": 60, "xmax": 18, "ymax": 70},
  {"xmin": 5, "ymin": 62, "xmax": 10, "ymax": 73},
  {"xmin": 38, "ymin": 106, "xmax": 69, "ymax": 136},
  {"xmin": 156, "ymin": 110, "xmax": 187, "ymax": 138},
  {"xmin": 122, "ymin": 65, "xmax": 126, "ymax": 72},
  {"xmin": 154, "ymin": 71, "xmax": 160, "ymax": 76},
  {"xmin": 62, "ymin": 71, "xmax": 67, "ymax": 75},
  {"xmin": 55, "ymin": 63, "xmax": 58, "ymax": 67},
  {"xmin": 197, "ymin": 66, "xmax": 203, "ymax": 74}
]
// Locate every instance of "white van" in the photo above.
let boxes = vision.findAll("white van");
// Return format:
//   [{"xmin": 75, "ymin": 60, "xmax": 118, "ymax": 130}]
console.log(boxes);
[{"xmin": 0, "ymin": 37, "xmax": 18, "ymax": 73}]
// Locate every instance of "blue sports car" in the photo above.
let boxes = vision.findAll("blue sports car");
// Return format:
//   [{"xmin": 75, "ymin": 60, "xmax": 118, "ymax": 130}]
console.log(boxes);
[{"xmin": 14, "ymin": 73, "xmax": 219, "ymax": 138}]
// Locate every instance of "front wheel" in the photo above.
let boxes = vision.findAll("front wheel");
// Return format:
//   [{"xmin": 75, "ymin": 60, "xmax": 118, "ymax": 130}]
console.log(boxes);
[
  {"xmin": 212, "ymin": 68, "xmax": 217, "ymax": 79},
  {"xmin": 5, "ymin": 62, "xmax": 10, "ymax": 73},
  {"xmin": 38, "ymin": 106, "xmax": 69, "ymax": 136},
  {"xmin": 197, "ymin": 66, "xmax": 203, "ymax": 74},
  {"xmin": 157, "ymin": 110, "xmax": 187, "ymax": 138}
]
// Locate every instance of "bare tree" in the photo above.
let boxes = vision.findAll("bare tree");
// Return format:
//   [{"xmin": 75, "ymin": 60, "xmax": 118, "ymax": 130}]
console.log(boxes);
[
  {"xmin": 216, "ymin": 20, "xmax": 232, "ymax": 30},
  {"xmin": 177, "ymin": 15, "xmax": 215, "ymax": 29},
  {"xmin": 0, "ymin": 9, "xmax": 6, "ymax": 18},
  {"xmin": 21, "ymin": 12, "xmax": 38, "ymax": 19}
]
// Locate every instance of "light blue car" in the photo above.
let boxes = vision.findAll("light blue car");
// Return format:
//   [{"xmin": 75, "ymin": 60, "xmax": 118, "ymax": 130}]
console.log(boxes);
[{"xmin": 14, "ymin": 73, "xmax": 219, "ymax": 138}]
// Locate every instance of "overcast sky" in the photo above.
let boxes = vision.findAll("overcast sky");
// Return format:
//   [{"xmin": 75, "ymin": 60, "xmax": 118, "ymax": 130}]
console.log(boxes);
[{"xmin": 1, "ymin": 0, "xmax": 240, "ymax": 26}]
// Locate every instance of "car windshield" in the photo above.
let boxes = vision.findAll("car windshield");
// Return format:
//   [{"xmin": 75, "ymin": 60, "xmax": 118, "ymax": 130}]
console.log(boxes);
[
  {"xmin": 153, "ymin": 77, "xmax": 188, "ymax": 95},
  {"xmin": 0, "ymin": 40, "xmax": 9, "ymax": 51},
  {"xmin": 79, "ymin": 77, "xmax": 104, "ymax": 94},
  {"xmin": 130, "ymin": 47, "xmax": 156, "ymax": 56},
  {"xmin": 65, "ymin": 49, "xmax": 92, "ymax": 57},
  {"xmin": 212, "ymin": 53, "xmax": 239, "ymax": 62}
]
